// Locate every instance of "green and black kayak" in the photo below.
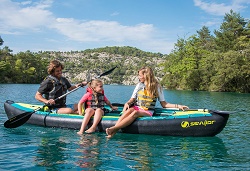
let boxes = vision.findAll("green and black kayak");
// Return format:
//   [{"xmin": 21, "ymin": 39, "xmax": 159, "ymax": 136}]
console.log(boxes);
[{"xmin": 4, "ymin": 100, "xmax": 230, "ymax": 136}]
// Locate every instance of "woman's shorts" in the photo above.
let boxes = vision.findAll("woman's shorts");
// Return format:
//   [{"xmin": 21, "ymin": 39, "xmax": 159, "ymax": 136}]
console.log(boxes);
[{"xmin": 133, "ymin": 106, "xmax": 153, "ymax": 116}]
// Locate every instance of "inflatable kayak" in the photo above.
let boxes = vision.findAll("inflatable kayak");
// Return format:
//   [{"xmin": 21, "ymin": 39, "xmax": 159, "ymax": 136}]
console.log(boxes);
[{"xmin": 4, "ymin": 100, "xmax": 230, "ymax": 136}]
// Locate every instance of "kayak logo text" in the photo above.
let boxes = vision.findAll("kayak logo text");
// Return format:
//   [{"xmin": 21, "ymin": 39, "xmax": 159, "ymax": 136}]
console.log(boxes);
[{"xmin": 181, "ymin": 120, "xmax": 216, "ymax": 128}]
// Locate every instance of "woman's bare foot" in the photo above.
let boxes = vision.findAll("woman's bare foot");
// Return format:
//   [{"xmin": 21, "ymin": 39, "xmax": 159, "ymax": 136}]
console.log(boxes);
[
  {"xmin": 85, "ymin": 128, "xmax": 96, "ymax": 134},
  {"xmin": 106, "ymin": 128, "xmax": 112, "ymax": 138},
  {"xmin": 77, "ymin": 131, "xmax": 83, "ymax": 135},
  {"xmin": 106, "ymin": 128, "xmax": 117, "ymax": 138}
]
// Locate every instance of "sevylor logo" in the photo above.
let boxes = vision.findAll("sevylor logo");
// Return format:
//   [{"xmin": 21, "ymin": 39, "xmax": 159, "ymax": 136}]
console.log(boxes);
[{"xmin": 181, "ymin": 120, "xmax": 216, "ymax": 128}]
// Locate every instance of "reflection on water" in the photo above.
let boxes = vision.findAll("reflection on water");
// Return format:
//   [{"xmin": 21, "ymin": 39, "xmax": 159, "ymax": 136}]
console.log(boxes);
[
  {"xmin": 35, "ymin": 134, "xmax": 68, "ymax": 170},
  {"xmin": 177, "ymin": 137, "xmax": 228, "ymax": 162},
  {"xmin": 101, "ymin": 134, "xmax": 228, "ymax": 170},
  {"xmin": 76, "ymin": 134, "xmax": 102, "ymax": 169},
  {"xmin": 114, "ymin": 136, "xmax": 152, "ymax": 170}
]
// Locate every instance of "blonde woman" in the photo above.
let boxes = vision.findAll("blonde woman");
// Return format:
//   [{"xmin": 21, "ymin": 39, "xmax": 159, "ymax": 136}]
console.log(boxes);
[
  {"xmin": 106, "ymin": 66, "xmax": 189, "ymax": 138},
  {"xmin": 77, "ymin": 79, "xmax": 117, "ymax": 135}
]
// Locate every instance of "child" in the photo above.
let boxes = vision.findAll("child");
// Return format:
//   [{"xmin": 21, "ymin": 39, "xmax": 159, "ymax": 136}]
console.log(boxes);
[{"xmin": 77, "ymin": 79, "xmax": 117, "ymax": 135}]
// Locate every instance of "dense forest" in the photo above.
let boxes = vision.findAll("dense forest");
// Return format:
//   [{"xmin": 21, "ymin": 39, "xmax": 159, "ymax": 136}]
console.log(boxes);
[{"xmin": 0, "ymin": 10, "xmax": 249, "ymax": 93}]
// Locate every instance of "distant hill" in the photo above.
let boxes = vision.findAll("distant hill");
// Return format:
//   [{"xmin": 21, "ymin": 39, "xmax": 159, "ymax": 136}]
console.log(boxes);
[{"xmin": 44, "ymin": 46, "xmax": 167, "ymax": 85}]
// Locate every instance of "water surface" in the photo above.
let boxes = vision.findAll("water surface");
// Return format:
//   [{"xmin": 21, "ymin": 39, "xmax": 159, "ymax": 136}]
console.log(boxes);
[{"xmin": 0, "ymin": 84, "xmax": 249, "ymax": 170}]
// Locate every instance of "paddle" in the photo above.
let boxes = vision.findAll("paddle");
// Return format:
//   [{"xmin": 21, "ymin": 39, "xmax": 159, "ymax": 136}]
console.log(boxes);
[
  {"xmin": 4, "ymin": 66, "xmax": 117, "ymax": 128},
  {"xmin": 94, "ymin": 66, "xmax": 117, "ymax": 79},
  {"xmin": 111, "ymin": 103, "xmax": 233, "ymax": 115},
  {"xmin": 4, "ymin": 107, "xmax": 43, "ymax": 128},
  {"xmin": 178, "ymin": 108, "xmax": 237, "ymax": 114},
  {"xmin": 52, "ymin": 66, "xmax": 117, "ymax": 101}
]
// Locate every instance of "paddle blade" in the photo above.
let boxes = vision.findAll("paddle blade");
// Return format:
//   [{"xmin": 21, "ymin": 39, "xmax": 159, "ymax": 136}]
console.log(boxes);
[
  {"xmin": 4, "ymin": 111, "xmax": 34, "ymax": 128},
  {"xmin": 98, "ymin": 66, "xmax": 117, "ymax": 78}
]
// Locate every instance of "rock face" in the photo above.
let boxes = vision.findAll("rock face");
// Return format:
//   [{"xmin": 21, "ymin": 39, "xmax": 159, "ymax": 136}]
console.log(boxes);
[
  {"xmin": 122, "ymin": 75, "xmax": 138, "ymax": 85},
  {"xmin": 48, "ymin": 51, "xmax": 166, "ymax": 85}
]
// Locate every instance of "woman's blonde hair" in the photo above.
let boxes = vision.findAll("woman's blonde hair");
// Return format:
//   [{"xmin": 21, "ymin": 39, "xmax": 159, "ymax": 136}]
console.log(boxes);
[
  {"xmin": 138, "ymin": 66, "xmax": 161, "ymax": 97},
  {"xmin": 47, "ymin": 60, "xmax": 64, "ymax": 75},
  {"xmin": 88, "ymin": 79, "xmax": 103, "ymax": 104}
]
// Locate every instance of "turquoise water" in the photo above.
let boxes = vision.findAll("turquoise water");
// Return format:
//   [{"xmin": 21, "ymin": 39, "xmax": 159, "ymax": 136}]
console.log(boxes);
[{"xmin": 0, "ymin": 84, "xmax": 249, "ymax": 170}]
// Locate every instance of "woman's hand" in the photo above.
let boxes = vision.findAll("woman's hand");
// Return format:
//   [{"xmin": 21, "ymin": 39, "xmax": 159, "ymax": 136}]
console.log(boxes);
[
  {"xmin": 123, "ymin": 103, "xmax": 130, "ymax": 112},
  {"xmin": 178, "ymin": 105, "xmax": 189, "ymax": 111}
]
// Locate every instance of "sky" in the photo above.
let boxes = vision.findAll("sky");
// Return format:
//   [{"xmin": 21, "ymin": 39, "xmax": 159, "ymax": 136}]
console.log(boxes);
[{"xmin": 0, "ymin": 0, "xmax": 250, "ymax": 55}]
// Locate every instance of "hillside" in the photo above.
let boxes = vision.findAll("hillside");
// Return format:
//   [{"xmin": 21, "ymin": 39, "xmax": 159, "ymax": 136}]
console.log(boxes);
[{"xmin": 43, "ymin": 46, "xmax": 167, "ymax": 85}]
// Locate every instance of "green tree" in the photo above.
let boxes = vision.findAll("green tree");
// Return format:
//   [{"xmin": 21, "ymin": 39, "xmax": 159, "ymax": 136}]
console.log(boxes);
[
  {"xmin": 197, "ymin": 26, "xmax": 215, "ymax": 50},
  {"xmin": 214, "ymin": 10, "xmax": 247, "ymax": 52},
  {"xmin": 162, "ymin": 38, "xmax": 187, "ymax": 89},
  {"xmin": 209, "ymin": 51, "xmax": 249, "ymax": 92},
  {"xmin": 162, "ymin": 10, "xmax": 250, "ymax": 93},
  {"xmin": 0, "ymin": 36, "xmax": 4, "ymax": 46}
]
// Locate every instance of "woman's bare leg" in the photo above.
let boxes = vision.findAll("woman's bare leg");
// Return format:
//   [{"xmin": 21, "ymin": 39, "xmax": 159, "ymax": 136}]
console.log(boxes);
[
  {"xmin": 106, "ymin": 108, "xmax": 135, "ymax": 137},
  {"xmin": 116, "ymin": 108, "xmax": 135, "ymax": 125},
  {"xmin": 106, "ymin": 110, "xmax": 151, "ymax": 138}
]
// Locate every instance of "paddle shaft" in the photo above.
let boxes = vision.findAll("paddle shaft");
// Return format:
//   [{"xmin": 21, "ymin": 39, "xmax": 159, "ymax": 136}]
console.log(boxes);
[
  {"xmin": 55, "ymin": 66, "xmax": 117, "ymax": 101},
  {"xmin": 112, "ymin": 103, "xmax": 210, "ymax": 112},
  {"xmin": 54, "ymin": 86, "xmax": 81, "ymax": 101},
  {"xmin": 4, "ymin": 66, "xmax": 117, "ymax": 128}
]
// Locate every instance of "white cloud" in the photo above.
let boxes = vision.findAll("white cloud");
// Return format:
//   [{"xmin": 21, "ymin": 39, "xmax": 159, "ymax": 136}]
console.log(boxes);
[
  {"xmin": 0, "ymin": 0, "xmax": 53, "ymax": 31},
  {"xmin": 201, "ymin": 20, "xmax": 220, "ymax": 27},
  {"xmin": 193, "ymin": 0, "xmax": 249, "ymax": 16},
  {"xmin": 0, "ymin": 0, "xmax": 155, "ymax": 42},
  {"xmin": 51, "ymin": 18, "xmax": 155, "ymax": 43},
  {"xmin": 20, "ymin": 1, "xmax": 32, "ymax": 6},
  {"xmin": 0, "ymin": 0, "xmax": 172, "ymax": 54}
]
